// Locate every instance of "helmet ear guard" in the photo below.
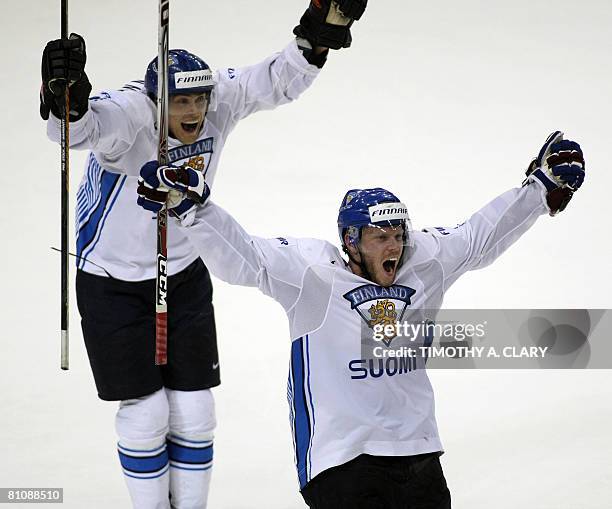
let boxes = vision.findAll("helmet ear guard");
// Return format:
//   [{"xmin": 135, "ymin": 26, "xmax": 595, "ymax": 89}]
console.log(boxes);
[{"xmin": 341, "ymin": 225, "xmax": 361, "ymax": 254}]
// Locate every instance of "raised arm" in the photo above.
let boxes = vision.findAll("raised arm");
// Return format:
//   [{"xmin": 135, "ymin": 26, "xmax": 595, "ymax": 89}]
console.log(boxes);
[
  {"xmin": 213, "ymin": 42, "xmax": 322, "ymax": 123},
  {"xmin": 184, "ymin": 202, "xmax": 312, "ymax": 311},
  {"xmin": 424, "ymin": 132, "xmax": 586, "ymax": 290},
  {"xmin": 41, "ymin": 34, "xmax": 153, "ymax": 169},
  {"xmin": 136, "ymin": 162, "xmax": 314, "ymax": 311},
  {"xmin": 45, "ymin": 84, "xmax": 153, "ymax": 161},
  {"xmin": 216, "ymin": 0, "xmax": 368, "ymax": 122}
]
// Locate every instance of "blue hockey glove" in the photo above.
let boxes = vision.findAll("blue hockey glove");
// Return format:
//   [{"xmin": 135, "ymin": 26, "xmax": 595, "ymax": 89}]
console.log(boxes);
[
  {"xmin": 524, "ymin": 131, "xmax": 585, "ymax": 215},
  {"xmin": 137, "ymin": 161, "xmax": 210, "ymax": 226}
]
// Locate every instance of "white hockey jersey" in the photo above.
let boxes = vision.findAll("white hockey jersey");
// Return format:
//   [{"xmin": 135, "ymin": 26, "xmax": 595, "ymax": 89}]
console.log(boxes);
[
  {"xmin": 180, "ymin": 181, "xmax": 549, "ymax": 488},
  {"xmin": 46, "ymin": 40, "xmax": 321, "ymax": 280}
]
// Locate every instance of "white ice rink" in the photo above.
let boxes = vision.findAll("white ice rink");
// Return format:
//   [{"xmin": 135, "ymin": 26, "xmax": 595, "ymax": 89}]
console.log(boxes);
[{"xmin": 2, "ymin": 0, "xmax": 611, "ymax": 507}]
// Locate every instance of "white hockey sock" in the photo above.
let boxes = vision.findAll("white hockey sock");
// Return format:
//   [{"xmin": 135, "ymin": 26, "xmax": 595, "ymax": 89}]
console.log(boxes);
[
  {"xmin": 166, "ymin": 389, "xmax": 216, "ymax": 509},
  {"xmin": 116, "ymin": 389, "xmax": 171, "ymax": 509}
]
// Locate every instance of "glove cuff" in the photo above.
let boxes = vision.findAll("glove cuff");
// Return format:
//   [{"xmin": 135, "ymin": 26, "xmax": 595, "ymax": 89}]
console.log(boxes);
[
  {"xmin": 42, "ymin": 74, "xmax": 92, "ymax": 121},
  {"xmin": 528, "ymin": 168, "xmax": 558, "ymax": 193},
  {"xmin": 170, "ymin": 201, "xmax": 198, "ymax": 227},
  {"xmin": 296, "ymin": 37, "xmax": 329, "ymax": 68},
  {"xmin": 524, "ymin": 171, "xmax": 573, "ymax": 216}
]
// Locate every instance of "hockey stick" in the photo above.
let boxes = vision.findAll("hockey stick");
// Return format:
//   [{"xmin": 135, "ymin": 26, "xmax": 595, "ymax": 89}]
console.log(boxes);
[
  {"xmin": 60, "ymin": 0, "xmax": 70, "ymax": 370},
  {"xmin": 155, "ymin": 0, "xmax": 170, "ymax": 365}
]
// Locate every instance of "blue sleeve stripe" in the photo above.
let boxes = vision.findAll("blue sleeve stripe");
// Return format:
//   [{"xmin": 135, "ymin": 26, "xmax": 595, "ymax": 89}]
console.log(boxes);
[
  {"xmin": 76, "ymin": 153, "xmax": 103, "ymax": 227},
  {"xmin": 167, "ymin": 441, "xmax": 213, "ymax": 465},
  {"xmin": 76, "ymin": 191, "xmax": 87, "ymax": 209},
  {"xmin": 291, "ymin": 336, "xmax": 313, "ymax": 489},
  {"xmin": 78, "ymin": 174, "xmax": 126, "ymax": 270},
  {"xmin": 76, "ymin": 169, "xmax": 121, "ymax": 263},
  {"xmin": 118, "ymin": 449, "xmax": 168, "ymax": 474}
]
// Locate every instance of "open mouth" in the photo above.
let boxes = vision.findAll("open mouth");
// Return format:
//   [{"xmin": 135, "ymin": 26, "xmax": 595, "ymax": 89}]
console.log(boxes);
[
  {"xmin": 181, "ymin": 121, "xmax": 200, "ymax": 134},
  {"xmin": 382, "ymin": 257, "xmax": 398, "ymax": 275}
]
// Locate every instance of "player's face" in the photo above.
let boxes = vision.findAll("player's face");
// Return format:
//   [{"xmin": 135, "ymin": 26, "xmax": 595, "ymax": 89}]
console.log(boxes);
[
  {"xmin": 168, "ymin": 93, "xmax": 209, "ymax": 144},
  {"xmin": 352, "ymin": 225, "xmax": 404, "ymax": 287}
]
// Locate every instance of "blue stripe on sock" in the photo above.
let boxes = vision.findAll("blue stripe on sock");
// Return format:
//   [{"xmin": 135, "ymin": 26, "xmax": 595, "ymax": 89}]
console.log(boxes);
[
  {"xmin": 118, "ymin": 449, "xmax": 168, "ymax": 474},
  {"xmin": 123, "ymin": 464, "xmax": 170, "ymax": 480},
  {"xmin": 167, "ymin": 440, "xmax": 213, "ymax": 465}
]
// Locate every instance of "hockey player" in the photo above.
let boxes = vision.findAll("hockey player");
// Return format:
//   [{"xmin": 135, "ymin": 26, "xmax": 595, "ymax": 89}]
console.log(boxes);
[
  {"xmin": 40, "ymin": 1, "xmax": 367, "ymax": 507},
  {"xmin": 136, "ymin": 132, "xmax": 585, "ymax": 508}
]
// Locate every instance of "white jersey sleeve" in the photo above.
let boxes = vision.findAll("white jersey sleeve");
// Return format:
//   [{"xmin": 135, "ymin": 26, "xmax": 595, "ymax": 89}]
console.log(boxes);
[
  {"xmin": 420, "ymin": 181, "xmax": 548, "ymax": 291},
  {"xmin": 46, "ymin": 82, "xmax": 155, "ymax": 176},
  {"xmin": 213, "ymin": 39, "xmax": 321, "ymax": 124},
  {"xmin": 182, "ymin": 201, "xmax": 331, "ymax": 312}
]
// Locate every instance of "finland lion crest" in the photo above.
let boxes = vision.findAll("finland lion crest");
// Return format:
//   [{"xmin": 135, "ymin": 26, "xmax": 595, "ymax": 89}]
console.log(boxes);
[{"xmin": 343, "ymin": 284, "xmax": 416, "ymax": 346}]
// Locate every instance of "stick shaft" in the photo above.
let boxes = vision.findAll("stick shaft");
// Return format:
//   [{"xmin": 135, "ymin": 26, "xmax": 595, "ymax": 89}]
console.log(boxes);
[
  {"xmin": 60, "ymin": 0, "xmax": 70, "ymax": 370},
  {"xmin": 155, "ymin": 0, "xmax": 170, "ymax": 365}
]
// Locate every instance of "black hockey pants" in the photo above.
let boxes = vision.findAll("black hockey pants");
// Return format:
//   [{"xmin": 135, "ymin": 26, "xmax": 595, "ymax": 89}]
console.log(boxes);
[{"xmin": 300, "ymin": 452, "xmax": 451, "ymax": 509}]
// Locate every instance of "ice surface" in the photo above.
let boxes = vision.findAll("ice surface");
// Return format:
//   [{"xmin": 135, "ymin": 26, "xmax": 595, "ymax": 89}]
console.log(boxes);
[{"xmin": 1, "ymin": 0, "xmax": 611, "ymax": 507}]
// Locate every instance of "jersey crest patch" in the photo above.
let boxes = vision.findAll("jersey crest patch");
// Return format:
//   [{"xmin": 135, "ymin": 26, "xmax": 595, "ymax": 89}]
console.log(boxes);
[
  {"xmin": 169, "ymin": 137, "xmax": 214, "ymax": 177},
  {"xmin": 343, "ymin": 284, "xmax": 416, "ymax": 346}
]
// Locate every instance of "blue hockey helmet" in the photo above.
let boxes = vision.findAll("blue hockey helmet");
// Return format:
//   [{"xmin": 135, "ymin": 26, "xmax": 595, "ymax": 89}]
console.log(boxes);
[
  {"xmin": 144, "ymin": 49, "xmax": 215, "ymax": 99},
  {"xmin": 337, "ymin": 188, "xmax": 412, "ymax": 250}
]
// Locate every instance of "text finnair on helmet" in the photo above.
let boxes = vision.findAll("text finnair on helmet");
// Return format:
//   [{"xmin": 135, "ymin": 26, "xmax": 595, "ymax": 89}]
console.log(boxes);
[
  {"xmin": 174, "ymin": 69, "xmax": 214, "ymax": 89},
  {"xmin": 368, "ymin": 202, "xmax": 409, "ymax": 223}
]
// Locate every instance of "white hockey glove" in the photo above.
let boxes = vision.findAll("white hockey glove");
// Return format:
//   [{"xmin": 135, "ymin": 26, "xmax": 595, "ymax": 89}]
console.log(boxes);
[{"xmin": 524, "ymin": 131, "xmax": 585, "ymax": 215}]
